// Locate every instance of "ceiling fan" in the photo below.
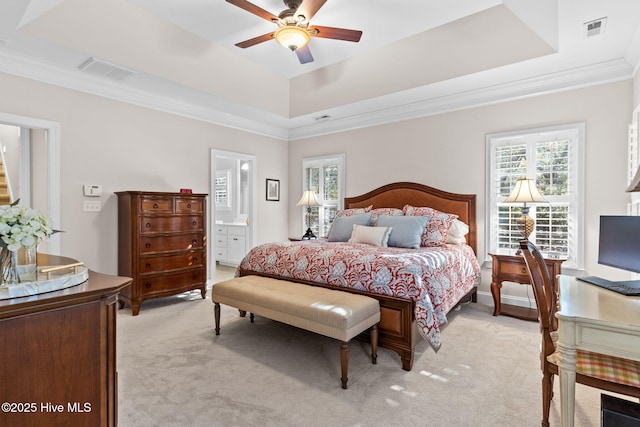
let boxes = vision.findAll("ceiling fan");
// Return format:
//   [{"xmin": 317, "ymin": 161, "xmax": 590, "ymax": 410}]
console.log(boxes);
[{"xmin": 226, "ymin": 0, "xmax": 362, "ymax": 64}]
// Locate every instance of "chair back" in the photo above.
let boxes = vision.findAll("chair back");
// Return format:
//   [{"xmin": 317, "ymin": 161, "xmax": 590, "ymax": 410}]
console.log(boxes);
[{"xmin": 519, "ymin": 240, "xmax": 557, "ymax": 361}]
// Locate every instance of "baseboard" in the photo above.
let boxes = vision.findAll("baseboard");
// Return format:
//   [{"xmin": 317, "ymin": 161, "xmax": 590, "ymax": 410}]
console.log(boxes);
[{"xmin": 476, "ymin": 290, "xmax": 537, "ymax": 310}]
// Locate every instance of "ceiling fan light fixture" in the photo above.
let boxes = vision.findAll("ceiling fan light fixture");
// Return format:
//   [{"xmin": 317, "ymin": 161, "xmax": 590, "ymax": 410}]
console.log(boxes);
[{"xmin": 275, "ymin": 26, "xmax": 310, "ymax": 51}]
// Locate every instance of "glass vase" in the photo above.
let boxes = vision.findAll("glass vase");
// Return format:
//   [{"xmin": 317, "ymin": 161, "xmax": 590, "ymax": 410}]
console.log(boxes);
[
  {"xmin": 16, "ymin": 246, "xmax": 37, "ymax": 283},
  {"xmin": 0, "ymin": 247, "xmax": 19, "ymax": 285},
  {"xmin": 0, "ymin": 246, "xmax": 37, "ymax": 285}
]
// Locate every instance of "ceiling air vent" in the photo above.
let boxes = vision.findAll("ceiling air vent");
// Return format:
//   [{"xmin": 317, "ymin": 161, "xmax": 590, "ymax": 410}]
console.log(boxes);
[
  {"xmin": 78, "ymin": 57, "xmax": 136, "ymax": 82},
  {"xmin": 584, "ymin": 17, "xmax": 607, "ymax": 38}
]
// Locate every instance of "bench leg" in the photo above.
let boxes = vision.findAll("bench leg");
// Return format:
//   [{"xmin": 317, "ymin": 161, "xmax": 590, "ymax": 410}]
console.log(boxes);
[
  {"xmin": 250, "ymin": 313, "xmax": 255, "ymax": 323},
  {"xmin": 214, "ymin": 302, "xmax": 221, "ymax": 336},
  {"xmin": 371, "ymin": 324, "xmax": 378, "ymax": 364},
  {"xmin": 341, "ymin": 341, "xmax": 349, "ymax": 389}
]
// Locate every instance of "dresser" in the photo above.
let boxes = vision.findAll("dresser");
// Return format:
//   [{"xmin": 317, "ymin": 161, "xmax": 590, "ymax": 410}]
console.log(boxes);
[
  {"xmin": 0, "ymin": 254, "xmax": 131, "ymax": 427},
  {"xmin": 116, "ymin": 191, "xmax": 207, "ymax": 315},
  {"xmin": 215, "ymin": 223, "xmax": 248, "ymax": 266}
]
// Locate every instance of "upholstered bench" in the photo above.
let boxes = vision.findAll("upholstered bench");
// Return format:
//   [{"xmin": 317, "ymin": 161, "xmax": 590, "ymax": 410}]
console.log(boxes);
[{"xmin": 211, "ymin": 275, "xmax": 380, "ymax": 389}]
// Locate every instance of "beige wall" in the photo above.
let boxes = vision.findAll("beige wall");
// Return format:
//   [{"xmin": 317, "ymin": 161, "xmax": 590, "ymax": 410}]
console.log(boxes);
[
  {"xmin": 634, "ymin": 67, "xmax": 640, "ymax": 109},
  {"xmin": 0, "ymin": 71, "xmax": 289, "ymax": 277},
  {"xmin": 288, "ymin": 80, "xmax": 633, "ymax": 302}
]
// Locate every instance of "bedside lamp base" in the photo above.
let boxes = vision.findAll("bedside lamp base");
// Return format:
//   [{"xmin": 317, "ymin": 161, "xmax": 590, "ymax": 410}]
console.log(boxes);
[{"xmin": 301, "ymin": 228, "xmax": 317, "ymax": 240}]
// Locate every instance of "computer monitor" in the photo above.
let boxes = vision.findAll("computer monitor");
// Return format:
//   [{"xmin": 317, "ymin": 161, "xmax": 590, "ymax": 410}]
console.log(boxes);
[{"xmin": 598, "ymin": 216, "xmax": 640, "ymax": 274}]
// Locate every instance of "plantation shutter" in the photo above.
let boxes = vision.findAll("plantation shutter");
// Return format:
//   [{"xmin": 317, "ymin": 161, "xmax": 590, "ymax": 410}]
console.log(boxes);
[
  {"xmin": 487, "ymin": 124, "xmax": 583, "ymax": 270},
  {"xmin": 302, "ymin": 154, "xmax": 345, "ymax": 238}
]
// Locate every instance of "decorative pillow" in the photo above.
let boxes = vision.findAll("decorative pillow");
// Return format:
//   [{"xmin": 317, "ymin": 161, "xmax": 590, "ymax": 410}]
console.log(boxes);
[
  {"xmin": 349, "ymin": 224, "xmax": 392, "ymax": 247},
  {"xmin": 370, "ymin": 207, "xmax": 404, "ymax": 226},
  {"xmin": 327, "ymin": 213, "xmax": 373, "ymax": 242},
  {"xmin": 375, "ymin": 215, "xmax": 429, "ymax": 249},
  {"xmin": 403, "ymin": 205, "xmax": 458, "ymax": 247},
  {"xmin": 335, "ymin": 206, "xmax": 373, "ymax": 218},
  {"xmin": 446, "ymin": 219, "xmax": 470, "ymax": 245}
]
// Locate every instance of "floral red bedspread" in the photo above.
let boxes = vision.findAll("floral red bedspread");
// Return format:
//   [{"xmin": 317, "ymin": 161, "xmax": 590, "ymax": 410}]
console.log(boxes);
[{"xmin": 236, "ymin": 240, "xmax": 481, "ymax": 351}]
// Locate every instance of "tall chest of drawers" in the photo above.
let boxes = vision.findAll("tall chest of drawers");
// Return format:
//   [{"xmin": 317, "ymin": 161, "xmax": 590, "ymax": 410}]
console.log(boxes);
[{"xmin": 116, "ymin": 191, "xmax": 207, "ymax": 315}]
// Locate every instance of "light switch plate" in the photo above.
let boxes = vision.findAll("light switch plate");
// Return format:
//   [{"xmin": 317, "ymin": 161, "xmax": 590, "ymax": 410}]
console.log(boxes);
[{"xmin": 83, "ymin": 200, "xmax": 101, "ymax": 212}]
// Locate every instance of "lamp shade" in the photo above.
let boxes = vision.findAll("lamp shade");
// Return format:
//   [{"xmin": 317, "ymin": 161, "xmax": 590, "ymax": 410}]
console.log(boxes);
[
  {"xmin": 275, "ymin": 26, "xmax": 310, "ymax": 51},
  {"xmin": 296, "ymin": 190, "xmax": 320, "ymax": 207},
  {"xmin": 504, "ymin": 178, "xmax": 546, "ymax": 204}
]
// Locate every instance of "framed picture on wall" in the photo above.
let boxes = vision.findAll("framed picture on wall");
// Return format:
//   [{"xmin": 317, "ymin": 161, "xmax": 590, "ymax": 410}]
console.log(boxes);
[{"xmin": 266, "ymin": 179, "xmax": 280, "ymax": 201}]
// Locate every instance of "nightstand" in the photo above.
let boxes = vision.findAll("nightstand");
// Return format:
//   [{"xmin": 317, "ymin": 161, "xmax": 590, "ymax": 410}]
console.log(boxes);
[{"xmin": 490, "ymin": 252, "xmax": 564, "ymax": 321}]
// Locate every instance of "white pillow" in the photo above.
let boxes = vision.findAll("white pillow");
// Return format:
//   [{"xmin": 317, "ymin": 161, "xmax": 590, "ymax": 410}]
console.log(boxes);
[
  {"xmin": 349, "ymin": 224, "xmax": 392, "ymax": 247},
  {"xmin": 446, "ymin": 219, "xmax": 470, "ymax": 244}
]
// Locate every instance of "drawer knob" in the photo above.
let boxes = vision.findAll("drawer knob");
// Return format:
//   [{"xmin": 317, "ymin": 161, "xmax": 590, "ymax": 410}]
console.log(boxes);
[
  {"xmin": 187, "ymin": 203, "xmax": 192, "ymax": 208},
  {"xmin": 192, "ymin": 221, "xmax": 197, "ymax": 226},
  {"xmin": 146, "ymin": 263, "xmax": 151, "ymax": 268},
  {"xmin": 192, "ymin": 240, "xmax": 198, "ymax": 245},
  {"xmin": 153, "ymin": 203, "xmax": 158, "ymax": 209},
  {"xmin": 521, "ymin": 267, "xmax": 527, "ymax": 274},
  {"xmin": 145, "ymin": 243, "xmax": 151, "ymax": 248},
  {"xmin": 192, "ymin": 257, "xmax": 198, "ymax": 262},
  {"xmin": 145, "ymin": 223, "xmax": 151, "ymax": 228},
  {"xmin": 145, "ymin": 283, "xmax": 152, "ymax": 288}
]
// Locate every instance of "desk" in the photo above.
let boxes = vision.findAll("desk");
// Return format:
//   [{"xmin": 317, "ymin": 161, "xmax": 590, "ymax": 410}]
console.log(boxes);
[{"xmin": 555, "ymin": 275, "xmax": 640, "ymax": 427}]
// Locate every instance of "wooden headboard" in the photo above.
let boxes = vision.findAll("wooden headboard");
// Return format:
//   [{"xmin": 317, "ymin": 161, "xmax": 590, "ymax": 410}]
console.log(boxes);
[{"xmin": 344, "ymin": 182, "xmax": 477, "ymax": 254}]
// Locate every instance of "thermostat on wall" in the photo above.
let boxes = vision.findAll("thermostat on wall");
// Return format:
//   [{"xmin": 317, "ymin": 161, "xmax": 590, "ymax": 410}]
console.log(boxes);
[{"xmin": 83, "ymin": 184, "xmax": 102, "ymax": 197}]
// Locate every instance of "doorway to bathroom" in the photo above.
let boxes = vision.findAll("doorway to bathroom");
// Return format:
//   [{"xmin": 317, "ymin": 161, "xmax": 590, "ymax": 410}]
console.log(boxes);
[{"xmin": 210, "ymin": 149, "xmax": 256, "ymax": 281}]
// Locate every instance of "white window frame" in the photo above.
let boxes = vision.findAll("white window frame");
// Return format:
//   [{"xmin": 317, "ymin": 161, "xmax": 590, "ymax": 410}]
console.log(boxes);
[
  {"xmin": 485, "ymin": 123, "xmax": 585, "ymax": 272},
  {"xmin": 302, "ymin": 154, "xmax": 345, "ymax": 238},
  {"xmin": 214, "ymin": 169, "xmax": 232, "ymax": 211}
]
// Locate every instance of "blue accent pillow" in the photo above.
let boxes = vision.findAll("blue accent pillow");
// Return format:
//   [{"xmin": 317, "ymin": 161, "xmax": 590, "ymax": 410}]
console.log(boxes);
[
  {"xmin": 327, "ymin": 213, "xmax": 373, "ymax": 242},
  {"xmin": 375, "ymin": 215, "xmax": 430, "ymax": 249}
]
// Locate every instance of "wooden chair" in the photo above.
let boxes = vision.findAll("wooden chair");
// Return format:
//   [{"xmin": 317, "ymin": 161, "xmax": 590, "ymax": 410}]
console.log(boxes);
[{"xmin": 519, "ymin": 240, "xmax": 640, "ymax": 427}]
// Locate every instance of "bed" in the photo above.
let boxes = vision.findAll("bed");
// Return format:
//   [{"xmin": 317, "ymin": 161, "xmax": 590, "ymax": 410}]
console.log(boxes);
[{"xmin": 237, "ymin": 182, "xmax": 480, "ymax": 371}]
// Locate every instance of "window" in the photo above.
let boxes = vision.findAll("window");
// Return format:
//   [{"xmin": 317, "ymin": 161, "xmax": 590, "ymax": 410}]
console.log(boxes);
[
  {"xmin": 214, "ymin": 169, "xmax": 231, "ymax": 210},
  {"xmin": 486, "ymin": 123, "xmax": 584, "ymax": 270},
  {"xmin": 302, "ymin": 154, "xmax": 345, "ymax": 237}
]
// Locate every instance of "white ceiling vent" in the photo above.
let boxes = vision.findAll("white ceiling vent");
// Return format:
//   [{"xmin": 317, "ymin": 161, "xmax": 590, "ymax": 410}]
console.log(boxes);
[
  {"xmin": 584, "ymin": 17, "xmax": 607, "ymax": 38},
  {"xmin": 78, "ymin": 58, "xmax": 136, "ymax": 82}
]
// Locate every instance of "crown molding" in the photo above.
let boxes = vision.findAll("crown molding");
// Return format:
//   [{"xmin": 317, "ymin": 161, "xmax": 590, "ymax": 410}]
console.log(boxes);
[
  {"xmin": 0, "ymin": 49, "xmax": 289, "ymax": 140},
  {"xmin": 287, "ymin": 59, "xmax": 634, "ymax": 141},
  {"xmin": 0, "ymin": 49, "xmax": 633, "ymax": 142}
]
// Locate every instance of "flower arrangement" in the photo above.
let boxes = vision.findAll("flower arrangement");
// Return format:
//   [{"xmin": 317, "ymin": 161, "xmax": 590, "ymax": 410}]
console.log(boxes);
[
  {"xmin": 0, "ymin": 200, "xmax": 55, "ymax": 250},
  {"xmin": 0, "ymin": 200, "xmax": 57, "ymax": 284}
]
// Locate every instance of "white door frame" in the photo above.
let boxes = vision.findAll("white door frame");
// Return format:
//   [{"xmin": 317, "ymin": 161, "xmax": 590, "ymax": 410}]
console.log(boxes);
[
  {"xmin": 210, "ymin": 149, "xmax": 257, "ymax": 273},
  {"xmin": 0, "ymin": 112, "xmax": 60, "ymax": 255}
]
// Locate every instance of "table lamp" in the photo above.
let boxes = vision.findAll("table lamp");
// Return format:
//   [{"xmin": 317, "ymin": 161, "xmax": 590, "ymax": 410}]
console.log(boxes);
[
  {"xmin": 297, "ymin": 190, "xmax": 320, "ymax": 240},
  {"xmin": 504, "ymin": 178, "xmax": 546, "ymax": 244}
]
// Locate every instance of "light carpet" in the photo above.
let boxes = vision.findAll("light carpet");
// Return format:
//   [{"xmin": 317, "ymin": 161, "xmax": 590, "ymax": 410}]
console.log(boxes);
[{"xmin": 116, "ymin": 281, "xmax": 611, "ymax": 426}]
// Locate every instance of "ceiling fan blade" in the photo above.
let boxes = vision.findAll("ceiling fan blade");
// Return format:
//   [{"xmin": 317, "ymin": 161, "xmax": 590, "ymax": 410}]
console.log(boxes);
[
  {"xmin": 295, "ymin": 45, "xmax": 314, "ymax": 64},
  {"xmin": 296, "ymin": 0, "xmax": 327, "ymax": 21},
  {"xmin": 310, "ymin": 25, "xmax": 362, "ymax": 42},
  {"xmin": 235, "ymin": 32, "xmax": 275, "ymax": 49},
  {"xmin": 226, "ymin": 0, "xmax": 278, "ymax": 22}
]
